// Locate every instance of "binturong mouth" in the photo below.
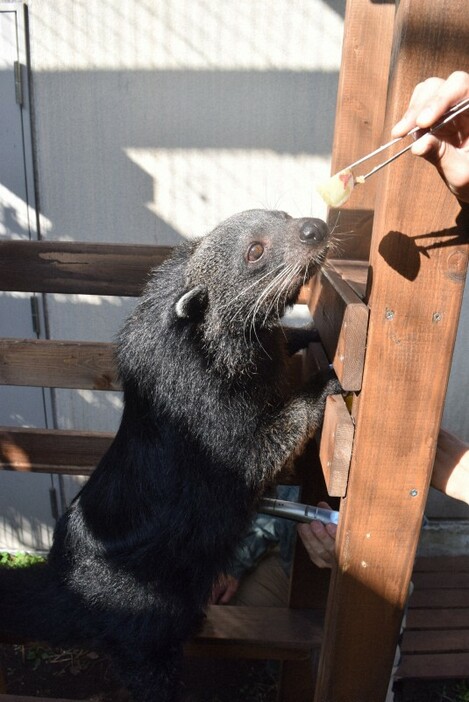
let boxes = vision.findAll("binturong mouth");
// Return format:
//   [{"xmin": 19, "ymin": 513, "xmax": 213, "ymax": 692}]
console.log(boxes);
[
  {"xmin": 285, "ymin": 216, "xmax": 330, "ymax": 299},
  {"xmin": 250, "ymin": 218, "xmax": 330, "ymax": 329}
]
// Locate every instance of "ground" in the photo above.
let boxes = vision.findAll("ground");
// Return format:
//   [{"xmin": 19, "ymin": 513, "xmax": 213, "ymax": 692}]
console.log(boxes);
[{"xmin": 1, "ymin": 642, "xmax": 468, "ymax": 701}]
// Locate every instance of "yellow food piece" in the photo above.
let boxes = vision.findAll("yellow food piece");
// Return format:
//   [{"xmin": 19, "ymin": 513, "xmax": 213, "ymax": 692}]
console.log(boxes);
[{"xmin": 317, "ymin": 168, "xmax": 356, "ymax": 207}]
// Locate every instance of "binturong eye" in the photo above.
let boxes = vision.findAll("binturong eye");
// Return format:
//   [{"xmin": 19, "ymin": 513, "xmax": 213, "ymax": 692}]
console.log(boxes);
[{"xmin": 246, "ymin": 242, "xmax": 265, "ymax": 263}]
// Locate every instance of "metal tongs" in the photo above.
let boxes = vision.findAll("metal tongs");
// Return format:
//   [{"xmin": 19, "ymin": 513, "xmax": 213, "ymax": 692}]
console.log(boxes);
[
  {"xmin": 349, "ymin": 97, "xmax": 469, "ymax": 182},
  {"xmin": 258, "ymin": 497, "xmax": 339, "ymax": 525}
]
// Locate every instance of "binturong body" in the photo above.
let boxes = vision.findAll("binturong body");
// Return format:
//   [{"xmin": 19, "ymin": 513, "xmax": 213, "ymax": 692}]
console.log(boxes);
[{"xmin": 0, "ymin": 210, "xmax": 340, "ymax": 701}]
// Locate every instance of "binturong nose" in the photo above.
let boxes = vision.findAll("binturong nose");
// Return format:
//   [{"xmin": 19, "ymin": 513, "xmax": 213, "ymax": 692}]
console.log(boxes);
[{"xmin": 299, "ymin": 218, "xmax": 329, "ymax": 245}]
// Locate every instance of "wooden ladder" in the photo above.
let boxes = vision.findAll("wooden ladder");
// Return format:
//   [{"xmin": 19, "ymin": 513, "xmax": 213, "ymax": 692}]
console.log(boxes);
[{"xmin": 307, "ymin": 1, "xmax": 469, "ymax": 700}]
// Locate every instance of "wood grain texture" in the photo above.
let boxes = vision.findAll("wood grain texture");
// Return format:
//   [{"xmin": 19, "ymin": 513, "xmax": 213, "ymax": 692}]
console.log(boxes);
[
  {"xmin": 326, "ymin": 0, "xmax": 395, "ymax": 260},
  {"xmin": 308, "ymin": 265, "xmax": 369, "ymax": 391},
  {"xmin": 314, "ymin": 1, "xmax": 469, "ymax": 701},
  {"xmin": 0, "ymin": 427, "xmax": 113, "ymax": 474},
  {"xmin": 398, "ymin": 556, "xmax": 469, "ymax": 680},
  {"xmin": 0, "ymin": 339, "xmax": 119, "ymax": 390},
  {"xmin": 186, "ymin": 606, "xmax": 323, "ymax": 661},
  {"xmin": 0, "ymin": 241, "xmax": 172, "ymax": 296},
  {"xmin": 319, "ymin": 394, "xmax": 354, "ymax": 497}
]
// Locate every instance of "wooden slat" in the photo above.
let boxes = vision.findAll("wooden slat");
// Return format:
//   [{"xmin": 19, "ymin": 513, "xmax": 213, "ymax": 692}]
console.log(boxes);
[
  {"xmin": 413, "ymin": 555, "xmax": 469, "ymax": 573},
  {"xmin": 331, "ymin": 259, "xmax": 368, "ymax": 300},
  {"xmin": 315, "ymin": 2, "xmax": 469, "ymax": 701},
  {"xmin": 186, "ymin": 606, "xmax": 322, "ymax": 661},
  {"xmin": 411, "ymin": 571, "xmax": 469, "ymax": 590},
  {"xmin": 308, "ymin": 265, "xmax": 369, "ymax": 391},
  {"xmin": 0, "ymin": 427, "xmax": 112, "ymax": 475},
  {"xmin": 319, "ymin": 394, "xmax": 354, "ymax": 497},
  {"xmin": 408, "ymin": 589, "xmax": 469, "ymax": 609},
  {"xmin": 0, "ymin": 240, "xmax": 172, "ymax": 296},
  {"xmin": 401, "ymin": 629, "xmax": 469, "ymax": 654},
  {"xmin": 406, "ymin": 608, "xmax": 469, "ymax": 630},
  {"xmin": 397, "ymin": 652, "xmax": 469, "ymax": 680},
  {"xmin": 0, "ymin": 339, "xmax": 119, "ymax": 390}
]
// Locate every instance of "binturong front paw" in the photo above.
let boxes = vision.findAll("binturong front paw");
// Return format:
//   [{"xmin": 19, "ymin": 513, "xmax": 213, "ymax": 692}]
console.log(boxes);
[
  {"xmin": 300, "ymin": 367, "xmax": 342, "ymax": 433},
  {"xmin": 311, "ymin": 366, "xmax": 342, "ymax": 400}
]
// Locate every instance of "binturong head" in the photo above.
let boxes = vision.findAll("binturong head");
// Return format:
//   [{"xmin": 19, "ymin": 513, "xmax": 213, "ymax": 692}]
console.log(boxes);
[{"xmin": 175, "ymin": 209, "xmax": 330, "ymax": 338}]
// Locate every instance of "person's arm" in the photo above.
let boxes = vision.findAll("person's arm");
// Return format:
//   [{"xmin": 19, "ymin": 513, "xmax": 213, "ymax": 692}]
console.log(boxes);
[
  {"xmin": 432, "ymin": 428, "xmax": 469, "ymax": 506},
  {"xmin": 391, "ymin": 71, "xmax": 469, "ymax": 203}
]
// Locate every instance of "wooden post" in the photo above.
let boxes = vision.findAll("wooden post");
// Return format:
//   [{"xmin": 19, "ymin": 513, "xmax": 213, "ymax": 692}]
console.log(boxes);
[
  {"xmin": 327, "ymin": 0, "xmax": 394, "ymax": 260},
  {"xmin": 314, "ymin": 1, "xmax": 469, "ymax": 701}
]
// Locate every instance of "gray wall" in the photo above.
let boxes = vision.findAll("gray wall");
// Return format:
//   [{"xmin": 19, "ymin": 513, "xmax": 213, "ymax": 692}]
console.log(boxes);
[{"xmin": 1, "ymin": 0, "xmax": 346, "ymax": 549}]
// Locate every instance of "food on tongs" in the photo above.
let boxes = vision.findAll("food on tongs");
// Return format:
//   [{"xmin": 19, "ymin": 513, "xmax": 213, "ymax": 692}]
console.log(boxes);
[{"xmin": 316, "ymin": 169, "xmax": 364, "ymax": 208}]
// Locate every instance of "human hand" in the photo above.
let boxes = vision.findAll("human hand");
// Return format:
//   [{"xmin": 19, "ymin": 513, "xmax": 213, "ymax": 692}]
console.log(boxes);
[
  {"xmin": 391, "ymin": 71, "xmax": 469, "ymax": 203},
  {"xmin": 297, "ymin": 501, "xmax": 337, "ymax": 569},
  {"xmin": 210, "ymin": 574, "xmax": 240, "ymax": 604},
  {"xmin": 432, "ymin": 429, "xmax": 469, "ymax": 506}
]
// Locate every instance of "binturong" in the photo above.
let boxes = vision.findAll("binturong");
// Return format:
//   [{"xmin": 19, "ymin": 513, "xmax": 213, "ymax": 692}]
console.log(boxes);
[{"xmin": 0, "ymin": 209, "xmax": 340, "ymax": 702}]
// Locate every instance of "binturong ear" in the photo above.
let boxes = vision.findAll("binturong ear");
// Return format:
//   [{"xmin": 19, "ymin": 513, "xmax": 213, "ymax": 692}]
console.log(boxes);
[{"xmin": 175, "ymin": 285, "xmax": 208, "ymax": 320}]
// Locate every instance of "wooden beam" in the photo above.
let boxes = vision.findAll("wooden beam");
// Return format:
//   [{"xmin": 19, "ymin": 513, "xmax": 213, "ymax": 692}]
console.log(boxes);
[
  {"xmin": 0, "ymin": 339, "xmax": 119, "ymax": 390},
  {"xmin": 326, "ymin": 0, "xmax": 395, "ymax": 260},
  {"xmin": 315, "ymin": 2, "xmax": 469, "ymax": 701},
  {"xmin": 0, "ymin": 427, "xmax": 112, "ymax": 475},
  {"xmin": 186, "ymin": 606, "xmax": 323, "ymax": 661},
  {"xmin": 0, "ymin": 241, "xmax": 172, "ymax": 296}
]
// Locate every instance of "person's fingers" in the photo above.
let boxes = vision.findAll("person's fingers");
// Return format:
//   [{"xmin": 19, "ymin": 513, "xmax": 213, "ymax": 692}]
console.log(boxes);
[
  {"xmin": 392, "ymin": 77, "xmax": 444, "ymax": 137},
  {"xmin": 298, "ymin": 521, "xmax": 336, "ymax": 568},
  {"xmin": 415, "ymin": 71, "xmax": 469, "ymax": 129}
]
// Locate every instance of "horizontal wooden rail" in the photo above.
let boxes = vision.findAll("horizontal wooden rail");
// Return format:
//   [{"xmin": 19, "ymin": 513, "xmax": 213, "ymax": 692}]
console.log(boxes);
[
  {"xmin": 0, "ymin": 427, "xmax": 113, "ymax": 475},
  {"xmin": 0, "ymin": 241, "xmax": 173, "ymax": 296},
  {"xmin": 186, "ymin": 605, "xmax": 323, "ymax": 661},
  {"xmin": 0, "ymin": 339, "xmax": 119, "ymax": 390}
]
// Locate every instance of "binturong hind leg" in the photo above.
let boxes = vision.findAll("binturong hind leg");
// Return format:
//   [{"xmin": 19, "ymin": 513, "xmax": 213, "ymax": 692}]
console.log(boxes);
[{"xmin": 113, "ymin": 644, "xmax": 183, "ymax": 702}]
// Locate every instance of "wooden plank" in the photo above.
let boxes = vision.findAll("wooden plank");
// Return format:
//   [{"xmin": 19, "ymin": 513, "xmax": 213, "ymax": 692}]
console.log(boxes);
[
  {"xmin": 397, "ymin": 652, "xmax": 469, "ymax": 680},
  {"xmin": 330, "ymin": 259, "xmax": 368, "ymax": 300},
  {"xmin": 325, "ymin": 0, "xmax": 395, "ymax": 260},
  {"xmin": 0, "ymin": 240, "xmax": 172, "ymax": 296},
  {"xmin": 308, "ymin": 265, "xmax": 369, "ymax": 391},
  {"xmin": 185, "ymin": 606, "xmax": 323, "ymax": 661},
  {"xmin": 401, "ymin": 628, "xmax": 469, "ymax": 654},
  {"xmin": 0, "ymin": 427, "xmax": 112, "ymax": 475},
  {"xmin": 0, "ymin": 339, "xmax": 119, "ymax": 390},
  {"xmin": 319, "ymin": 394, "xmax": 354, "ymax": 497},
  {"xmin": 409, "ymin": 589, "xmax": 469, "ymax": 609},
  {"xmin": 314, "ymin": 2, "xmax": 469, "ymax": 701},
  {"xmin": 413, "ymin": 556, "xmax": 469, "ymax": 572},
  {"xmin": 411, "ymin": 571, "xmax": 469, "ymax": 589},
  {"xmin": 407, "ymin": 608, "xmax": 469, "ymax": 630}
]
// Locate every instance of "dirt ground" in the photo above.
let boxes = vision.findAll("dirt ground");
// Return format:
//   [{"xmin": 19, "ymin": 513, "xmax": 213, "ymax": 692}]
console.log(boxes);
[
  {"xmin": 1, "ymin": 642, "xmax": 468, "ymax": 701},
  {"xmin": 0, "ymin": 643, "xmax": 278, "ymax": 701}
]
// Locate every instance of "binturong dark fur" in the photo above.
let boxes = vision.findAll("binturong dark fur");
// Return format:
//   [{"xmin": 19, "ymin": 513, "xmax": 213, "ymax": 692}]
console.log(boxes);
[{"xmin": 0, "ymin": 209, "xmax": 340, "ymax": 701}]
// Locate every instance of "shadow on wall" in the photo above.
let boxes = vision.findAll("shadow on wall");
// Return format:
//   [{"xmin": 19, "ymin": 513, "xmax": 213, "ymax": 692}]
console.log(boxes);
[{"xmin": 30, "ymin": 69, "xmax": 340, "ymax": 245}]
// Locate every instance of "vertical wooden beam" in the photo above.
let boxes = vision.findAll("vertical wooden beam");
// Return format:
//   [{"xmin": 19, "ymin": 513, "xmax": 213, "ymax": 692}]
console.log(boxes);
[
  {"xmin": 315, "ymin": 2, "xmax": 469, "ymax": 701},
  {"xmin": 327, "ymin": 0, "xmax": 395, "ymax": 260}
]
